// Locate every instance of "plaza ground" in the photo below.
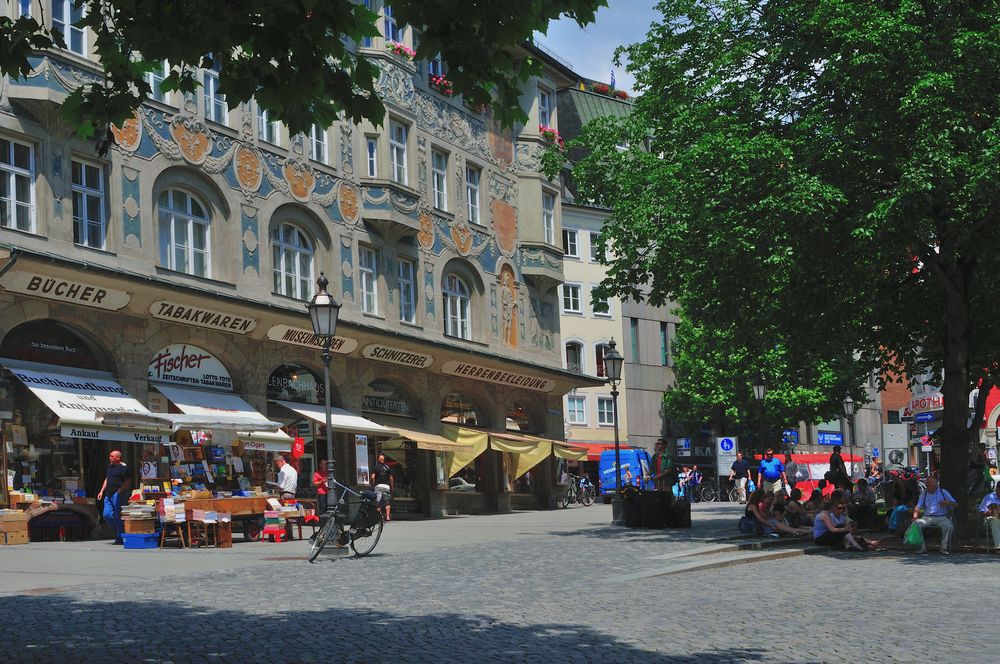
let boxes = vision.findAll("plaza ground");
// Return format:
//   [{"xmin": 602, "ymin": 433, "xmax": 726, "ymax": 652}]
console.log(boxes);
[{"xmin": 0, "ymin": 502, "xmax": 989, "ymax": 662}]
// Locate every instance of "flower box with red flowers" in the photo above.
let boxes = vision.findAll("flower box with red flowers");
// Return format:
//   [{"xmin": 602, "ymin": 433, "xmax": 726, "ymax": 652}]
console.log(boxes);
[
  {"xmin": 429, "ymin": 74, "xmax": 454, "ymax": 96},
  {"xmin": 538, "ymin": 124, "xmax": 565, "ymax": 150},
  {"xmin": 386, "ymin": 41, "xmax": 416, "ymax": 60}
]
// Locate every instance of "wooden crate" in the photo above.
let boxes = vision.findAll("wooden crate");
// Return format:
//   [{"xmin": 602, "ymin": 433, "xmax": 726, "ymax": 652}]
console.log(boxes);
[
  {"xmin": 1, "ymin": 531, "xmax": 29, "ymax": 545},
  {"xmin": 123, "ymin": 519, "xmax": 157, "ymax": 534}
]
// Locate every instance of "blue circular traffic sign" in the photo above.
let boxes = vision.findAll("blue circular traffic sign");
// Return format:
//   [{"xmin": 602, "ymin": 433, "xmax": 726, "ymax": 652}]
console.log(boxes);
[{"xmin": 720, "ymin": 438, "xmax": 735, "ymax": 452}]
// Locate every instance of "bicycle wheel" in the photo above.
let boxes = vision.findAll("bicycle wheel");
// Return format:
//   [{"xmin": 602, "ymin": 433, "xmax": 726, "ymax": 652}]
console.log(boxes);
[
  {"xmin": 581, "ymin": 489, "xmax": 594, "ymax": 506},
  {"xmin": 350, "ymin": 503, "xmax": 384, "ymax": 557},
  {"xmin": 308, "ymin": 515, "xmax": 338, "ymax": 563},
  {"xmin": 728, "ymin": 488, "xmax": 741, "ymax": 503},
  {"xmin": 559, "ymin": 489, "xmax": 571, "ymax": 509},
  {"xmin": 700, "ymin": 485, "xmax": 718, "ymax": 502}
]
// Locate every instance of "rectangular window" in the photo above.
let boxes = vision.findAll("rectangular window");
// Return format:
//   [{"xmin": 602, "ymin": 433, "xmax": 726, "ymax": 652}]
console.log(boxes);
[
  {"xmin": 629, "ymin": 318, "xmax": 640, "ymax": 362},
  {"xmin": 71, "ymin": 160, "xmax": 105, "ymax": 249},
  {"xmin": 561, "ymin": 284, "xmax": 581, "ymax": 314},
  {"xmin": 565, "ymin": 343, "xmax": 583, "ymax": 374},
  {"xmin": 589, "ymin": 231, "xmax": 601, "ymax": 261},
  {"xmin": 595, "ymin": 344, "xmax": 607, "ymax": 378},
  {"xmin": 398, "ymin": 258, "xmax": 416, "ymax": 324},
  {"xmin": 428, "ymin": 53, "xmax": 444, "ymax": 77},
  {"xmin": 660, "ymin": 322, "xmax": 669, "ymax": 366},
  {"xmin": 258, "ymin": 107, "xmax": 279, "ymax": 145},
  {"xmin": 384, "ymin": 4, "xmax": 401, "ymax": 42},
  {"xmin": 146, "ymin": 60, "xmax": 169, "ymax": 103},
  {"xmin": 562, "ymin": 229, "xmax": 578, "ymax": 257},
  {"xmin": 389, "ymin": 121, "xmax": 408, "ymax": 185},
  {"xmin": 597, "ymin": 397, "xmax": 615, "ymax": 425},
  {"xmin": 309, "ymin": 125, "xmax": 328, "ymax": 164},
  {"xmin": 538, "ymin": 87, "xmax": 553, "ymax": 127},
  {"xmin": 359, "ymin": 246, "xmax": 378, "ymax": 315},
  {"xmin": 362, "ymin": 0, "xmax": 374, "ymax": 47},
  {"xmin": 53, "ymin": 0, "xmax": 85, "ymax": 56},
  {"xmin": 204, "ymin": 66, "xmax": 227, "ymax": 125},
  {"xmin": 887, "ymin": 410, "xmax": 901, "ymax": 425},
  {"xmin": 566, "ymin": 396, "xmax": 586, "ymax": 425},
  {"xmin": 465, "ymin": 165, "xmax": 481, "ymax": 224},
  {"xmin": 431, "ymin": 150, "xmax": 448, "ymax": 210},
  {"xmin": 592, "ymin": 288, "xmax": 610, "ymax": 317},
  {"xmin": 366, "ymin": 136, "xmax": 378, "ymax": 177},
  {"xmin": 0, "ymin": 137, "xmax": 34, "ymax": 233},
  {"xmin": 542, "ymin": 192, "xmax": 555, "ymax": 244},
  {"xmin": 18, "ymin": 0, "xmax": 31, "ymax": 17}
]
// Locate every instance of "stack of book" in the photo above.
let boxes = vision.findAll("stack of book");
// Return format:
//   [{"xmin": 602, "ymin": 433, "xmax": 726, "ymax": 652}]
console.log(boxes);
[
  {"xmin": 262, "ymin": 509, "xmax": 284, "ymax": 537},
  {"xmin": 159, "ymin": 498, "xmax": 186, "ymax": 523}
]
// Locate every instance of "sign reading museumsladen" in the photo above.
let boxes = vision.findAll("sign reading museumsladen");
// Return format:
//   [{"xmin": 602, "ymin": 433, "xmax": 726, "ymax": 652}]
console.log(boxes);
[
  {"xmin": 265, "ymin": 325, "xmax": 359, "ymax": 354},
  {"xmin": 440, "ymin": 360, "xmax": 555, "ymax": 393},
  {"xmin": 150, "ymin": 301, "xmax": 257, "ymax": 334},
  {"xmin": 1, "ymin": 270, "xmax": 130, "ymax": 310}
]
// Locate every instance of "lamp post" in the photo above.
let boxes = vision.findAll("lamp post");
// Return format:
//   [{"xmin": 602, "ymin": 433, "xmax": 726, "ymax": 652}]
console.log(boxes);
[
  {"xmin": 603, "ymin": 339, "xmax": 625, "ymax": 525},
  {"xmin": 752, "ymin": 373, "xmax": 767, "ymax": 455},
  {"xmin": 842, "ymin": 395, "xmax": 856, "ymax": 481},
  {"xmin": 307, "ymin": 273, "xmax": 342, "ymax": 519}
]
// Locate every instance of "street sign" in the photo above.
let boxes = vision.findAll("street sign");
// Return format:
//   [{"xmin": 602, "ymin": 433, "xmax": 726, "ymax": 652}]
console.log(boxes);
[
  {"xmin": 817, "ymin": 431, "xmax": 843, "ymax": 446},
  {"xmin": 914, "ymin": 412, "xmax": 937, "ymax": 422},
  {"xmin": 872, "ymin": 447, "xmax": 880, "ymax": 458},
  {"xmin": 921, "ymin": 443, "xmax": 934, "ymax": 452},
  {"xmin": 715, "ymin": 436, "xmax": 738, "ymax": 475},
  {"xmin": 782, "ymin": 429, "xmax": 799, "ymax": 446},
  {"xmin": 676, "ymin": 437, "xmax": 691, "ymax": 457}
]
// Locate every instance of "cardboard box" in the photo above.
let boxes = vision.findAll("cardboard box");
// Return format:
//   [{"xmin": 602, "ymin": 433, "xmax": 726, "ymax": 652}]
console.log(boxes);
[
  {"xmin": 123, "ymin": 519, "xmax": 156, "ymax": 534},
  {"xmin": 0, "ymin": 521, "xmax": 28, "ymax": 534},
  {"xmin": 0, "ymin": 510, "xmax": 28, "ymax": 523},
  {"xmin": 1, "ymin": 531, "xmax": 29, "ymax": 545}
]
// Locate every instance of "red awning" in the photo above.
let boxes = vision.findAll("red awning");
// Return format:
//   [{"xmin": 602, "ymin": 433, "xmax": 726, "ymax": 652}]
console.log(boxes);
[{"xmin": 568, "ymin": 442, "xmax": 627, "ymax": 461}]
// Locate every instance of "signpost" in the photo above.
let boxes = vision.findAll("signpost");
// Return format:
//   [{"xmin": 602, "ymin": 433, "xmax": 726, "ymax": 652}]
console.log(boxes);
[{"xmin": 716, "ymin": 436, "xmax": 738, "ymax": 476}]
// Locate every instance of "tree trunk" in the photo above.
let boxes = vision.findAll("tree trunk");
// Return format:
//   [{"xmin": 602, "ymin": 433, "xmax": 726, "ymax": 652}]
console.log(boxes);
[{"xmin": 939, "ymin": 266, "xmax": 972, "ymax": 538}]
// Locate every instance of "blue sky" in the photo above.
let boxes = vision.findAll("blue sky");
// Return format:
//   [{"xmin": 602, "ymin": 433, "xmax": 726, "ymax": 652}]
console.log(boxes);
[{"xmin": 534, "ymin": 1, "xmax": 661, "ymax": 95}]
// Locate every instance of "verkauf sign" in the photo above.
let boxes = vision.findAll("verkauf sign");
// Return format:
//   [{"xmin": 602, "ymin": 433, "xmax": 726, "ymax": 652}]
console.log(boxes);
[
  {"xmin": 1, "ymin": 270, "xmax": 130, "ymax": 310},
  {"xmin": 908, "ymin": 391, "xmax": 943, "ymax": 414},
  {"xmin": 147, "ymin": 344, "xmax": 233, "ymax": 391}
]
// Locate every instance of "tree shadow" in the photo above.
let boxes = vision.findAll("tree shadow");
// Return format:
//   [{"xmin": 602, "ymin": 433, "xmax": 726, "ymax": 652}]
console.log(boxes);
[{"xmin": 4, "ymin": 593, "xmax": 770, "ymax": 663}]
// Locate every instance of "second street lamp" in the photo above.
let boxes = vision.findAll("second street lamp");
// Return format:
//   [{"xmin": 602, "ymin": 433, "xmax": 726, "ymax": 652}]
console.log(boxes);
[
  {"xmin": 842, "ymin": 395, "xmax": 856, "ymax": 481},
  {"xmin": 306, "ymin": 273, "xmax": 342, "ymax": 523},
  {"xmin": 603, "ymin": 339, "xmax": 625, "ymax": 525},
  {"xmin": 753, "ymin": 373, "xmax": 767, "ymax": 455}
]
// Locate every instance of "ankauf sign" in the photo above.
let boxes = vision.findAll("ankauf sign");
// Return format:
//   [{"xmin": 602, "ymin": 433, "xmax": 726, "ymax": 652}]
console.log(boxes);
[{"xmin": 147, "ymin": 344, "xmax": 233, "ymax": 391}]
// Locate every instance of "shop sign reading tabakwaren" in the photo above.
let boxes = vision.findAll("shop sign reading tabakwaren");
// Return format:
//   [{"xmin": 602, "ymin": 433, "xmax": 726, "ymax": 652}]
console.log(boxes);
[{"xmin": 150, "ymin": 301, "xmax": 257, "ymax": 334}]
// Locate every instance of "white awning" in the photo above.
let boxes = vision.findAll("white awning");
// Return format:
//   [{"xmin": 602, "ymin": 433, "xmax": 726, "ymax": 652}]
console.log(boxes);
[
  {"xmin": 152, "ymin": 384, "xmax": 291, "ymax": 440},
  {"xmin": 272, "ymin": 400, "xmax": 397, "ymax": 437},
  {"xmin": 2, "ymin": 358, "xmax": 171, "ymax": 444}
]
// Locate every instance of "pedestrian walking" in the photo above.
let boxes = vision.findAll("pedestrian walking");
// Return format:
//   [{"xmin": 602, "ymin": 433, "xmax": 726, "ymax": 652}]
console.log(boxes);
[
  {"xmin": 784, "ymin": 453, "xmax": 799, "ymax": 490},
  {"xmin": 729, "ymin": 451, "xmax": 752, "ymax": 503},
  {"xmin": 650, "ymin": 438, "xmax": 674, "ymax": 492},
  {"xmin": 756, "ymin": 448, "xmax": 787, "ymax": 496},
  {"xmin": 96, "ymin": 450, "xmax": 131, "ymax": 545},
  {"xmin": 372, "ymin": 454, "xmax": 394, "ymax": 521},
  {"xmin": 828, "ymin": 445, "xmax": 848, "ymax": 487}
]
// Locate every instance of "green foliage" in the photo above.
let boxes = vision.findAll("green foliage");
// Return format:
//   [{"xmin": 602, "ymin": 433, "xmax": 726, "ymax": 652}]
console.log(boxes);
[
  {"xmin": 0, "ymin": 0, "xmax": 605, "ymax": 138},
  {"xmin": 572, "ymin": 1, "xmax": 1000, "ymax": 472}
]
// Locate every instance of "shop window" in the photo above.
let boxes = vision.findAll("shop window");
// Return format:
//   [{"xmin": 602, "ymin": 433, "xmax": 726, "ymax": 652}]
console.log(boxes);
[
  {"xmin": 441, "ymin": 392, "xmax": 482, "ymax": 427},
  {"xmin": 158, "ymin": 188, "xmax": 210, "ymax": 277},
  {"xmin": 362, "ymin": 379, "xmax": 415, "ymax": 418},
  {"xmin": 506, "ymin": 401, "xmax": 533, "ymax": 433},
  {"xmin": 0, "ymin": 320, "xmax": 106, "ymax": 370},
  {"xmin": 272, "ymin": 223, "xmax": 314, "ymax": 300},
  {"xmin": 266, "ymin": 364, "xmax": 322, "ymax": 404},
  {"xmin": 53, "ymin": 0, "xmax": 86, "ymax": 56},
  {"xmin": 0, "ymin": 137, "xmax": 35, "ymax": 233},
  {"xmin": 443, "ymin": 273, "xmax": 471, "ymax": 339}
]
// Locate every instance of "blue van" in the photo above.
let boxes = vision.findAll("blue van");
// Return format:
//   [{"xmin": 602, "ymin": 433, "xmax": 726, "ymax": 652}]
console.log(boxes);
[{"xmin": 599, "ymin": 448, "xmax": 654, "ymax": 495}]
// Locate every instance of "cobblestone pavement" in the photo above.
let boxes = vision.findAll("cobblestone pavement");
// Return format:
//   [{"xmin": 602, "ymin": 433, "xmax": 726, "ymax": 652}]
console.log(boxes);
[{"xmin": 1, "ymin": 503, "xmax": 991, "ymax": 662}]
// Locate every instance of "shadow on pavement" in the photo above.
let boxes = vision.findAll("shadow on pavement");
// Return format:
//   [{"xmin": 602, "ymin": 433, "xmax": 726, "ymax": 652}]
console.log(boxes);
[{"xmin": 4, "ymin": 594, "xmax": 771, "ymax": 663}]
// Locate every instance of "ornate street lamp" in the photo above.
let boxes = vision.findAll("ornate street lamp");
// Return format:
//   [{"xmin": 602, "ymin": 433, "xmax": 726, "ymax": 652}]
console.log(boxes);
[
  {"xmin": 604, "ymin": 339, "xmax": 625, "ymax": 525},
  {"xmin": 842, "ymin": 395, "xmax": 856, "ymax": 481},
  {"xmin": 307, "ymin": 273, "xmax": 342, "ymax": 520},
  {"xmin": 753, "ymin": 373, "xmax": 767, "ymax": 454}
]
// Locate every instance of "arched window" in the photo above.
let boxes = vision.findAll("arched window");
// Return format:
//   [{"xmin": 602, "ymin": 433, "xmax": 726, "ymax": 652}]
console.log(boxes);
[
  {"xmin": 158, "ymin": 189, "xmax": 210, "ymax": 277},
  {"xmin": 272, "ymin": 223, "xmax": 314, "ymax": 300},
  {"xmin": 443, "ymin": 273, "xmax": 471, "ymax": 340},
  {"xmin": 595, "ymin": 343, "xmax": 609, "ymax": 378},
  {"xmin": 565, "ymin": 341, "xmax": 583, "ymax": 374}
]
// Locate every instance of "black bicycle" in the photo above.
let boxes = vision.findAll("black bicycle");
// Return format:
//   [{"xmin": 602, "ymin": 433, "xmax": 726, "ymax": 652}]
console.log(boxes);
[{"xmin": 308, "ymin": 479, "xmax": 384, "ymax": 562}]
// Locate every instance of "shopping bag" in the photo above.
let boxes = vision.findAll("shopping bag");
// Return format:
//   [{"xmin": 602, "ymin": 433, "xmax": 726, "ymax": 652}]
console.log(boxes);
[
  {"xmin": 903, "ymin": 523, "xmax": 924, "ymax": 547},
  {"xmin": 747, "ymin": 480, "xmax": 756, "ymax": 493}
]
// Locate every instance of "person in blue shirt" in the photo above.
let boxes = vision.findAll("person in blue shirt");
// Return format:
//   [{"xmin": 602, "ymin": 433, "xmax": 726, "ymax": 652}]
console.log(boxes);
[
  {"xmin": 911, "ymin": 476, "xmax": 957, "ymax": 554},
  {"xmin": 979, "ymin": 483, "xmax": 1000, "ymax": 552},
  {"xmin": 756, "ymin": 448, "xmax": 788, "ymax": 496}
]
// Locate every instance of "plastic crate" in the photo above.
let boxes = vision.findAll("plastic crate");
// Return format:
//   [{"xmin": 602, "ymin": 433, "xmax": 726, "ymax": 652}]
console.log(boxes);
[{"xmin": 122, "ymin": 533, "xmax": 159, "ymax": 549}]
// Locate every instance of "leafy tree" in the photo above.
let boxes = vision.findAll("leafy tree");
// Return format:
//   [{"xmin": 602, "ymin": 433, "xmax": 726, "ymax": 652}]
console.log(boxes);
[
  {"xmin": 571, "ymin": 0, "xmax": 1000, "ymax": 530},
  {"xmin": 0, "ymin": 0, "xmax": 604, "ymax": 139}
]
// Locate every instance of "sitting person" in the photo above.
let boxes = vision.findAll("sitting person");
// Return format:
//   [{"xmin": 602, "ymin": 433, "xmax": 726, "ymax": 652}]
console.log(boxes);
[
  {"xmin": 769, "ymin": 503, "xmax": 811, "ymax": 537},
  {"xmin": 784, "ymin": 488, "xmax": 810, "ymax": 527},
  {"xmin": 979, "ymin": 483, "xmax": 1000, "ymax": 553},
  {"xmin": 911, "ymin": 476, "xmax": 957, "ymax": 555},
  {"xmin": 888, "ymin": 494, "xmax": 914, "ymax": 535},
  {"xmin": 813, "ymin": 500, "xmax": 866, "ymax": 551},
  {"xmin": 747, "ymin": 491, "xmax": 809, "ymax": 537},
  {"xmin": 803, "ymin": 489, "xmax": 823, "ymax": 511},
  {"xmin": 849, "ymin": 479, "xmax": 877, "ymax": 529}
]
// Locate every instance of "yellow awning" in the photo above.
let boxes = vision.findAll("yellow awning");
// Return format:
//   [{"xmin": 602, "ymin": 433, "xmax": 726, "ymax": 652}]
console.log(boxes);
[
  {"xmin": 490, "ymin": 432, "xmax": 552, "ymax": 481},
  {"xmin": 553, "ymin": 443, "xmax": 588, "ymax": 461},
  {"xmin": 384, "ymin": 425, "xmax": 470, "ymax": 453},
  {"xmin": 441, "ymin": 424, "xmax": 489, "ymax": 477}
]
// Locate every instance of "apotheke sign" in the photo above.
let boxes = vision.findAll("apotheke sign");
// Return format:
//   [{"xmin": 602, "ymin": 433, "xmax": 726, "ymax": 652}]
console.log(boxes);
[
  {"xmin": 266, "ymin": 325, "xmax": 358, "ymax": 354},
  {"xmin": 1, "ymin": 270, "xmax": 130, "ymax": 310},
  {"xmin": 150, "ymin": 301, "xmax": 257, "ymax": 334},
  {"xmin": 148, "ymin": 344, "xmax": 233, "ymax": 391}
]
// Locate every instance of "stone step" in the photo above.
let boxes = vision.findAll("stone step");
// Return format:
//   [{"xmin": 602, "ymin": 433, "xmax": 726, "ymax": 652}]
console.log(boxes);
[{"xmin": 610, "ymin": 547, "xmax": 815, "ymax": 581}]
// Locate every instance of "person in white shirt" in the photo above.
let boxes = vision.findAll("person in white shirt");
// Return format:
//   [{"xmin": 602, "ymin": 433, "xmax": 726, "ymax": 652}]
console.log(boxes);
[
  {"xmin": 979, "ymin": 484, "xmax": 1000, "ymax": 552},
  {"xmin": 274, "ymin": 455, "xmax": 298, "ymax": 499},
  {"xmin": 912, "ymin": 476, "xmax": 957, "ymax": 555}
]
